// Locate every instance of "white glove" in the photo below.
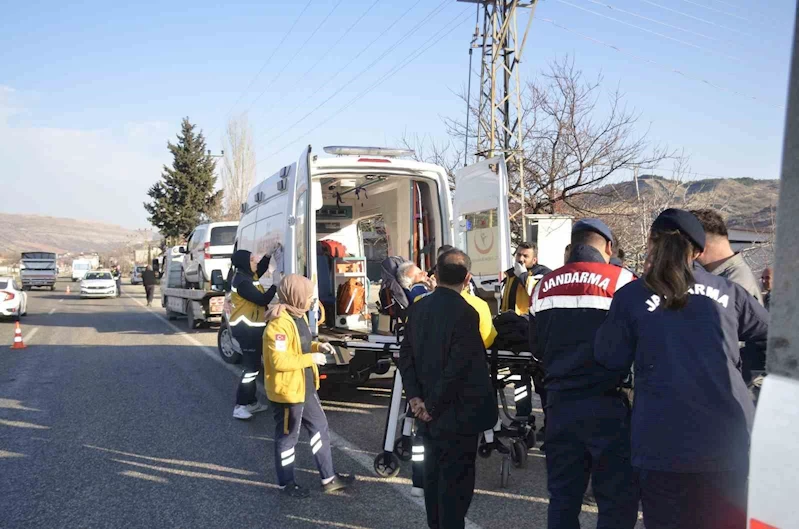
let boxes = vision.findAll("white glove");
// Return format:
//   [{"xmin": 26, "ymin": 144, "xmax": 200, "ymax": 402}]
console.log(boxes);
[
  {"xmin": 318, "ymin": 342, "xmax": 336, "ymax": 355},
  {"xmin": 311, "ymin": 353, "xmax": 328, "ymax": 366},
  {"xmin": 513, "ymin": 261, "xmax": 527, "ymax": 278}
]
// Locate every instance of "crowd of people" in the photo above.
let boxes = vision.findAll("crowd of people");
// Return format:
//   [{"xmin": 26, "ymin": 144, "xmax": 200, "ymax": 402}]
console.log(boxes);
[
  {"xmin": 398, "ymin": 208, "xmax": 769, "ymax": 529},
  {"xmin": 219, "ymin": 206, "xmax": 770, "ymax": 529}
]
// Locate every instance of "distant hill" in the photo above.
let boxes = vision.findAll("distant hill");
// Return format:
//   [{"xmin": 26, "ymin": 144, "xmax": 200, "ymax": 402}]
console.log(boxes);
[
  {"xmin": 577, "ymin": 175, "xmax": 779, "ymax": 231},
  {"xmin": 0, "ymin": 213, "xmax": 160, "ymax": 257}
]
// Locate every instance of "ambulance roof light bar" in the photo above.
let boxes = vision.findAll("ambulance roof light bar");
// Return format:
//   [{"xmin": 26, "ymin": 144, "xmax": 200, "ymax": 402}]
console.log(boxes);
[{"xmin": 323, "ymin": 146, "xmax": 415, "ymax": 158}]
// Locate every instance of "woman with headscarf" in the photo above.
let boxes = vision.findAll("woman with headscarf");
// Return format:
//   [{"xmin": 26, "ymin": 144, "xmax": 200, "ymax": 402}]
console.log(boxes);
[
  {"xmin": 229, "ymin": 249, "xmax": 279, "ymax": 420},
  {"xmin": 594, "ymin": 209, "xmax": 769, "ymax": 529},
  {"xmin": 264, "ymin": 274, "xmax": 355, "ymax": 498}
]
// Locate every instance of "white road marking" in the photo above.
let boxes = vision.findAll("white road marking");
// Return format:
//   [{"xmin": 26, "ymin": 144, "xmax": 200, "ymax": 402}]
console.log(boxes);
[
  {"xmin": 48, "ymin": 308, "xmax": 56, "ymax": 315},
  {"xmin": 59, "ymin": 299, "xmax": 64, "ymax": 303},
  {"xmin": 24, "ymin": 328, "xmax": 39, "ymax": 343},
  {"xmin": 125, "ymin": 293, "xmax": 485, "ymax": 529}
]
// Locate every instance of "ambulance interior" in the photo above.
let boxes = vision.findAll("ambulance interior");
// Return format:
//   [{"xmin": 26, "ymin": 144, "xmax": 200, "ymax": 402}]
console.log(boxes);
[{"xmin": 311, "ymin": 173, "xmax": 443, "ymax": 335}]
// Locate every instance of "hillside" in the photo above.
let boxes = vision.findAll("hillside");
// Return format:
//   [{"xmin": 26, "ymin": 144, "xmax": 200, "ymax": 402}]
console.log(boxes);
[
  {"xmin": 0, "ymin": 213, "xmax": 159, "ymax": 257},
  {"xmin": 579, "ymin": 176, "xmax": 779, "ymax": 231}
]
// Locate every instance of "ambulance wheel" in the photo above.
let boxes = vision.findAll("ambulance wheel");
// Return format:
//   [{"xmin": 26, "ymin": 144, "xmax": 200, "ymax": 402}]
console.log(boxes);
[
  {"xmin": 373, "ymin": 452, "xmax": 401, "ymax": 478},
  {"xmin": 511, "ymin": 440, "xmax": 528, "ymax": 469},
  {"xmin": 500, "ymin": 457, "xmax": 510, "ymax": 488},
  {"xmin": 478, "ymin": 444, "xmax": 493, "ymax": 459},
  {"xmin": 394, "ymin": 437, "xmax": 412, "ymax": 462}
]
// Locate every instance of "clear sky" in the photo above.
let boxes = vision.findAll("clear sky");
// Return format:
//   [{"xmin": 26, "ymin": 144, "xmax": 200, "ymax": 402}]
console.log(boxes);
[{"xmin": 1, "ymin": 0, "xmax": 795, "ymax": 228}]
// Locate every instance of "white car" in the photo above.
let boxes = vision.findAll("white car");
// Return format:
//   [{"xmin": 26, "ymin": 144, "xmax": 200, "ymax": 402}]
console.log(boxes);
[
  {"xmin": 182, "ymin": 221, "xmax": 238, "ymax": 290},
  {"xmin": 80, "ymin": 271, "xmax": 118, "ymax": 298},
  {"xmin": 0, "ymin": 277, "xmax": 28, "ymax": 319}
]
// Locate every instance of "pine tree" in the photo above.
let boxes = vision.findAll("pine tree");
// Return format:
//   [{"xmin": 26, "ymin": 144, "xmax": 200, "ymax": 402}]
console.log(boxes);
[{"xmin": 144, "ymin": 118, "xmax": 222, "ymax": 244}]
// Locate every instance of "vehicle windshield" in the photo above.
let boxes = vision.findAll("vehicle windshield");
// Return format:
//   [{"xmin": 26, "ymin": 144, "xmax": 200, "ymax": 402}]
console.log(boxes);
[
  {"xmin": 22, "ymin": 252, "xmax": 56, "ymax": 260},
  {"xmin": 210, "ymin": 226, "xmax": 237, "ymax": 246},
  {"xmin": 135, "ymin": 266, "xmax": 146, "ymax": 273},
  {"xmin": 0, "ymin": 281, "xmax": 8, "ymax": 290},
  {"xmin": 73, "ymin": 263, "xmax": 90, "ymax": 270},
  {"xmin": 84, "ymin": 272, "xmax": 112, "ymax": 280}
]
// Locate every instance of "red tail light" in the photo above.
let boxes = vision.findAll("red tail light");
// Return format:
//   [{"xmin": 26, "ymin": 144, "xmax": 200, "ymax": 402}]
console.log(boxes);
[
  {"xmin": 319, "ymin": 374, "xmax": 328, "ymax": 380},
  {"xmin": 1, "ymin": 291, "xmax": 15, "ymax": 302},
  {"xmin": 204, "ymin": 242, "xmax": 211, "ymax": 259},
  {"xmin": 357, "ymin": 157, "xmax": 391, "ymax": 163}
]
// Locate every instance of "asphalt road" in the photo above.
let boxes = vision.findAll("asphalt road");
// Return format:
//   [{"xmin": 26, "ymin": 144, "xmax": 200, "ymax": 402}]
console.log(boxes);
[{"xmin": 0, "ymin": 280, "xmax": 642, "ymax": 529}]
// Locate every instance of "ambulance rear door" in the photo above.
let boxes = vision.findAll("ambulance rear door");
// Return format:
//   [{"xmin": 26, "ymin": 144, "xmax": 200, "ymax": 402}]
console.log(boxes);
[{"xmin": 452, "ymin": 156, "xmax": 512, "ymax": 295}]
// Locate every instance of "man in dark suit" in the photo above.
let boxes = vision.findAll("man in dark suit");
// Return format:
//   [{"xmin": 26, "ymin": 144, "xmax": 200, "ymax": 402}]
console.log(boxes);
[{"xmin": 398, "ymin": 249, "xmax": 498, "ymax": 529}]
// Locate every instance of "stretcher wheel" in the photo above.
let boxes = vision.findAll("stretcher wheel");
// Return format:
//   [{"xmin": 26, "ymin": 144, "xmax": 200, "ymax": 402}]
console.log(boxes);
[
  {"xmin": 478, "ymin": 444, "xmax": 493, "ymax": 459},
  {"xmin": 374, "ymin": 452, "xmax": 401, "ymax": 478},
  {"xmin": 511, "ymin": 440, "xmax": 528, "ymax": 469},
  {"xmin": 500, "ymin": 457, "xmax": 510, "ymax": 489},
  {"xmin": 394, "ymin": 437, "xmax": 412, "ymax": 462}
]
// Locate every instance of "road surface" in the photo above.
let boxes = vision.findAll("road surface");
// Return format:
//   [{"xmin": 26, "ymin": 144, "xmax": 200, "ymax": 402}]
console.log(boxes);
[{"xmin": 1, "ymin": 280, "xmax": 638, "ymax": 528}]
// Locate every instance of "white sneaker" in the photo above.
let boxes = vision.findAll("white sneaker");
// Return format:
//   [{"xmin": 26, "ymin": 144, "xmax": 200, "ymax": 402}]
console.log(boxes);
[
  {"xmin": 233, "ymin": 405, "xmax": 253, "ymax": 420},
  {"xmin": 411, "ymin": 487, "xmax": 424, "ymax": 497},
  {"xmin": 246, "ymin": 401, "xmax": 269, "ymax": 415}
]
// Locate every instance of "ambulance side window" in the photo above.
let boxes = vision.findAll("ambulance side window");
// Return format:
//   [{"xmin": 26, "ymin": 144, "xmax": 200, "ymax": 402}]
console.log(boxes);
[{"xmin": 296, "ymin": 191, "xmax": 308, "ymax": 277}]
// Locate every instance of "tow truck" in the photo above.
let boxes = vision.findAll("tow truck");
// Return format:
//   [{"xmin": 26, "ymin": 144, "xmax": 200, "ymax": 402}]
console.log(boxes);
[{"xmin": 160, "ymin": 246, "xmax": 226, "ymax": 329}]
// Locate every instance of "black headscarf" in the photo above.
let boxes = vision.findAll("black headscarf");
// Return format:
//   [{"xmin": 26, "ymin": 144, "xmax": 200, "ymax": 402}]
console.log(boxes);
[{"xmin": 231, "ymin": 250, "xmax": 252, "ymax": 272}]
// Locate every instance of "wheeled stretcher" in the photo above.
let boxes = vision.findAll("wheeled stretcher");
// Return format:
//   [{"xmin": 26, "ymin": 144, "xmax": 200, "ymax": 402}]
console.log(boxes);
[{"xmin": 371, "ymin": 339, "xmax": 544, "ymax": 489}]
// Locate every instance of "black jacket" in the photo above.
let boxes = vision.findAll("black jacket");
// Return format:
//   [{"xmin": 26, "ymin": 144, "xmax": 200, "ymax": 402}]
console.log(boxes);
[
  {"xmin": 142, "ymin": 270, "xmax": 157, "ymax": 287},
  {"xmin": 398, "ymin": 287, "xmax": 498, "ymax": 437},
  {"xmin": 595, "ymin": 262, "xmax": 769, "ymax": 472},
  {"xmin": 529, "ymin": 245, "xmax": 635, "ymax": 398},
  {"xmin": 230, "ymin": 250, "xmax": 276, "ymax": 307}
]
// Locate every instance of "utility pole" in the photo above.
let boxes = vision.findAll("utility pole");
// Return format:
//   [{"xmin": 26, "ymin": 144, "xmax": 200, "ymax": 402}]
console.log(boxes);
[{"xmin": 459, "ymin": 0, "xmax": 538, "ymax": 239}]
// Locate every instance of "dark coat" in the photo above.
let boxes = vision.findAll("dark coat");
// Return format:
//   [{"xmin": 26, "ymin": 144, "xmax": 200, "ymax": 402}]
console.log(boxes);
[
  {"xmin": 594, "ymin": 262, "xmax": 769, "ymax": 472},
  {"xmin": 398, "ymin": 287, "xmax": 498, "ymax": 437},
  {"xmin": 142, "ymin": 270, "xmax": 157, "ymax": 287},
  {"xmin": 529, "ymin": 245, "xmax": 635, "ymax": 398}
]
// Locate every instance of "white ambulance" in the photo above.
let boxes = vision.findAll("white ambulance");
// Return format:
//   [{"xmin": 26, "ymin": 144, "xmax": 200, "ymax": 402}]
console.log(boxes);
[{"xmin": 219, "ymin": 145, "xmax": 514, "ymax": 382}]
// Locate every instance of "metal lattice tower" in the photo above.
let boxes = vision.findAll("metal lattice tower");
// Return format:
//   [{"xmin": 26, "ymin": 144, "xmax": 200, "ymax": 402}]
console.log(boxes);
[{"xmin": 460, "ymin": 0, "xmax": 537, "ymax": 225}]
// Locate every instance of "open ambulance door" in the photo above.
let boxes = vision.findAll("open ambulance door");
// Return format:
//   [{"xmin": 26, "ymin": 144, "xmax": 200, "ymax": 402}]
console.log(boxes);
[
  {"xmin": 452, "ymin": 156, "xmax": 512, "ymax": 297},
  {"xmin": 291, "ymin": 145, "xmax": 320, "ymax": 334}
]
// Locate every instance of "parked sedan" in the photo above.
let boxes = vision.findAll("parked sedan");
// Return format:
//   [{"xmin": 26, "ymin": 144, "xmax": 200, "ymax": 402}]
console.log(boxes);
[
  {"xmin": 0, "ymin": 277, "xmax": 28, "ymax": 319},
  {"xmin": 80, "ymin": 271, "xmax": 118, "ymax": 298}
]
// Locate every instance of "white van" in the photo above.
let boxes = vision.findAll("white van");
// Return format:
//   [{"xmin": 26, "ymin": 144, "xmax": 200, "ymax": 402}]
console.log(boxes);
[
  {"xmin": 229, "ymin": 145, "xmax": 512, "ymax": 382},
  {"xmin": 182, "ymin": 221, "xmax": 238, "ymax": 290}
]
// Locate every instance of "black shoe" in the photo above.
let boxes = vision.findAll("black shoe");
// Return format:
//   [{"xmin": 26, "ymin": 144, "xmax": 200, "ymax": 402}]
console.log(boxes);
[
  {"xmin": 322, "ymin": 473, "xmax": 355, "ymax": 493},
  {"xmin": 281, "ymin": 482, "xmax": 310, "ymax": 498},
  {"xmin": 538, "ymin": 442, "xmax": 546, "ymax": 453}
]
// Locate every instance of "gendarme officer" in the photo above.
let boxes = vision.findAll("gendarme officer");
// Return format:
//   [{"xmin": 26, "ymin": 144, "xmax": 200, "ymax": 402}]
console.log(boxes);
[{"xmin": 595, "ymin": 209, "xmax": 769, "ymax": 529}]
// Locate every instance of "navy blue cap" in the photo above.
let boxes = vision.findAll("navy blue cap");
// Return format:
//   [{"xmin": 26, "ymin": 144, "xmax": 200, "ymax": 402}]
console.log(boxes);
[
  {"xmin": 573, "ymin": 218, "xmax": 613, "ymax": 243},
  {"xmin": 651, "ymin": 208, "xmax": 706, "ymax": 251}
]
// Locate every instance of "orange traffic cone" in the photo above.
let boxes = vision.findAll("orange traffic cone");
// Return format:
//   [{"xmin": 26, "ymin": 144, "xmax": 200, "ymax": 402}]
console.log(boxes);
[
  {"xmin": 11, "ymin": 322, "xmax": 26, "ymax": 349},
  {"xmin": 66, "ymin": 285, "xmax": 71, "ymax": 294}
]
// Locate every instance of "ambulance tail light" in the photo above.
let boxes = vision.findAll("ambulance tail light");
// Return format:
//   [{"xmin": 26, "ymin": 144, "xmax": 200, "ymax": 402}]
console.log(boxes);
[
  {"xmin": 204, "ymin": 242, "xmax": 211, "ymax": 259},
  {"xmin": 357, "ymin": 158, "xmax": 391, "ymax": 163}
]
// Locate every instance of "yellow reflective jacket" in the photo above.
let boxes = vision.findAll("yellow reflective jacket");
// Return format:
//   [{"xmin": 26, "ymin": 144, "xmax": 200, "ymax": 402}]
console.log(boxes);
[
  {"xmin": 500, "ymin": 264, "xmax": 552, "ymax": 315},
  {"xmin": 263, "ymin": 312, "xmax": 321, "ymax": 404},
  {"xmin": 461, "ymin": 291, "xmax": 498, "ymax": 348},
  {"xmin": 230, "ymin": 271, "xmax": 276, "ymax": 328}
]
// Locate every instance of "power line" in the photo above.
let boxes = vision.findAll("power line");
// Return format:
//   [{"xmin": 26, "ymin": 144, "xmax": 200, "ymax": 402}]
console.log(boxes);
[
  {"xmin": 642, "ymin": 0, "xmax": 754, "ymax": 37},
  {"xmin": 255, "ymin": 0, "xmax": 382, "ymax": 121},
  {"xmin": 579, "ymin": 0, "xmax": 724, "ymax": 43},
  {"xmin": 253, "ymin": 0, "xmax": 449, "ymax": 149},
  {"xmin": 261, "ymin": 8, "xmax": 473, "ymax": 164},
  {"xmin": 249, "ymin": 0, "xmax": 426, "ymax": 146},
  {"xmin": 538, "ymin": 16, "xmax": 783, "ymax": 109},
  {"xmin": 212, "ymin": 0, "xmax": 313, "ymax": 138},
  {"xmin": 678, "ymin": 0, "xmax": 748, "ymax": 22},
  {"xmin": 555, "ymin": 0, "xmax": 745, "ymax": 62},
  {"xmin": 241, "ymin": 0, "xmax": 345, "ymax": 116}
]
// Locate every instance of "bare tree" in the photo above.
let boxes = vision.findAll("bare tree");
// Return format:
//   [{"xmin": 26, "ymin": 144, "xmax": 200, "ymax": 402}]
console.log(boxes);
[
  {"xmin": 220, "ymin": 113, "xmax": 256, "ymax": 221},
  {"xmin": 400, "ymin": 132, "xmax": 462, "ymax": 189},
  {"xmin": 444, "ymin": 56, "xmax": 675, "ymax": 241}
]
